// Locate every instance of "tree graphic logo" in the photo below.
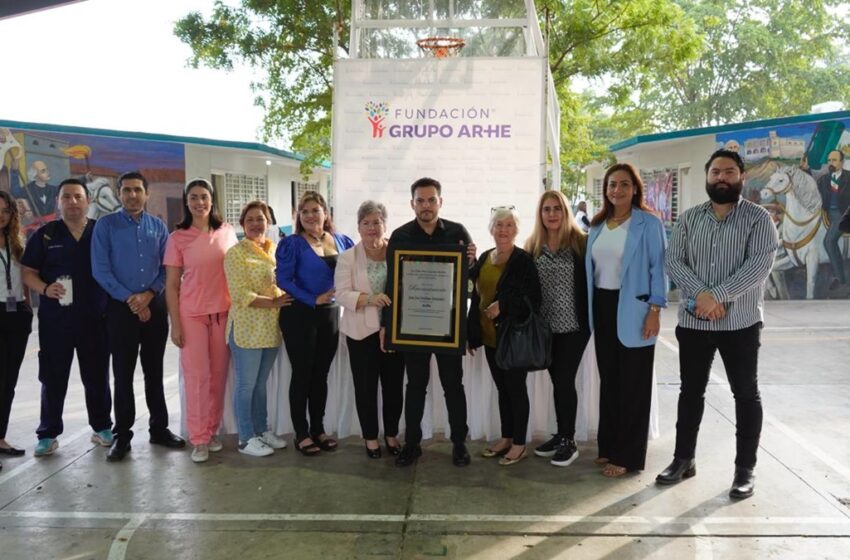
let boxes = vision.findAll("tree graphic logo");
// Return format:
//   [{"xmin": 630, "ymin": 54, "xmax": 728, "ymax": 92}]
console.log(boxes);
[{"xmin": 365, "ymin": 101, "xmax": 389, "ymax": 138}]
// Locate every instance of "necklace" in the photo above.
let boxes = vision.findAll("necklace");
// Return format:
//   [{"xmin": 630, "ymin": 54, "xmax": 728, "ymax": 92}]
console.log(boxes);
[
  {"xmin": 67, "ymin": 219, "xmax": 88, "ymax": 238},
  {"xmin": 306, "ymin": 231, "xmax": 326, "ymax": 246},
  {"xmin": 608, "ymin": 212, "xmax": 631, "ymax": 223}
]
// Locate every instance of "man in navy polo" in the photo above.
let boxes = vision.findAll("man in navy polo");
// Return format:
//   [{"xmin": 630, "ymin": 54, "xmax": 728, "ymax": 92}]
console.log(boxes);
[
  {"xmin": 21, "ymin": 178, "xmax": 113, "ymax": 456},
  {"xmin": 91, "ymin": 171, "xmax": 184, "ymax": 462}
]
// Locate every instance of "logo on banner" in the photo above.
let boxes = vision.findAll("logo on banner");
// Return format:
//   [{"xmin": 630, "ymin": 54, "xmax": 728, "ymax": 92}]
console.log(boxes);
[
  {"xmin": 365, "ymin": 101, "xmax": 389, "ymax": 138},
  {"xmin": 364, "ymin": 100, "xmax": 511, "ymax": 140}
]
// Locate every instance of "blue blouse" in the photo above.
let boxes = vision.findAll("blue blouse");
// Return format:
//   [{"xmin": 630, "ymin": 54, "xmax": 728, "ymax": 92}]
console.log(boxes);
[{"xmin": 275, "ymin": 233, "xmax": 354, "ymax": 307}]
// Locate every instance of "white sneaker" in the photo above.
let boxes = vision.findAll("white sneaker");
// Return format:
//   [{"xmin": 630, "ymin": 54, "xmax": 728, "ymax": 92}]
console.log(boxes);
[
  {"xmin": 260, "ymin": 431, "xmax": 288, "ymax": 449},
  {"xmin": 239, "ymin": 437, "xmax": 274, "ymax": 457},
  {"xmin": 208, "ymin": 437, "xmax": 223, "ymax": 453},
  {"xmin": 191, "ymin": 444, "xmax": 209, "ymax": 463}
]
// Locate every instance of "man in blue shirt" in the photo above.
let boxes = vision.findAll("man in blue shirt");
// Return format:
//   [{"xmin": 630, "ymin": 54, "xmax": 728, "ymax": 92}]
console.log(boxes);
[
  {"xmin": 91, "ymin": 171, "xmax": 185, "ymax": 461},
  {"xmin": 22, "ymin": 179, "xmax": 113, "ymax": 457}
]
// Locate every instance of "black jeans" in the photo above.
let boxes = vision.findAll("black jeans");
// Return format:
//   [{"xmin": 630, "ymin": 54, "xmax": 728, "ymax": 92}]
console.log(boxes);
[
  {"xmin": 346, "ymin": 333, "xmax": 405, "ymax": 440},
  {"xmin": 280, "ymin": 301, "xmax": 339, "ymax": 441},
  {"xmin": 548, "ymin": 331, "xmax": 589, "ymax": 439},
  {"xmin": 37, "ymin": 314, "xmax": 112, "ymax": 439},
  {"xmin": 0, "ymin": 302, "xmax": 32, "ymax": 439},
  {"xmin": 674, "ymin": 323, "xmax": 763, "ymax": 468},
  {"xmin": 402, "ymin": 351, "xmax": 468, "ymax": 446},
  {"xmin": 107, "ymin": 295, "xmax": 169, "ymax": 441},
  {"xmin": 593, "ymin": 289, "xmax": 655, "ymax": 471},
  {"xmin": 484, "ymin": 346, "xmax": 529, "ymax": 445}
]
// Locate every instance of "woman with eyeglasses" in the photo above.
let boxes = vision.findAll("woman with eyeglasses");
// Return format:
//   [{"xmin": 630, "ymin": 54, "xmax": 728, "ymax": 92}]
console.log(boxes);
[
  {"xmin": 524, "ymin": 190, "xmax": 590, "ymax": 468},
  {"xmin": 586, "ymin": 163, "xmax": 667, "ymax": 477},
  {"xmin": 468, "ymin": 206, "xmax": 541, "ymax": 466},
  {"xmin": 276, "ymin": 191, "xmax": 354, "ymax": 455},
  {"xmin": 334, "ymin": 200, "xmax": 404, "ymax": 459},
  {"xmin": 164, "ymin": 178, "xmax": 238, "ymax": 463},
  {"xmin": 0, "ymin": 191, "xmax": 32, "ymax": 468}
]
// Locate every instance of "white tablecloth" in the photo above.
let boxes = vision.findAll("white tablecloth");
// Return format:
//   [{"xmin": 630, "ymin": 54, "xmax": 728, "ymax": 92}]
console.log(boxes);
[{"xmin": 180, "ymin": 333, "xmax": 660, "ymax": 443}]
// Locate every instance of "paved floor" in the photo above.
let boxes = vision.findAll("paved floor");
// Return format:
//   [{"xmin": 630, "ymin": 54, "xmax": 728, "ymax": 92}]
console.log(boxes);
[{"xmin": 1, "ymin": 301, "xmax": 849, "ymax": 559}]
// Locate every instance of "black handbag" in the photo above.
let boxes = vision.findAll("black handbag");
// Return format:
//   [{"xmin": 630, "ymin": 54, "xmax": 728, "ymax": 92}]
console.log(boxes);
[{"xmin": 494, "ymin": 296, "xmax": 552, "ymax": 371}]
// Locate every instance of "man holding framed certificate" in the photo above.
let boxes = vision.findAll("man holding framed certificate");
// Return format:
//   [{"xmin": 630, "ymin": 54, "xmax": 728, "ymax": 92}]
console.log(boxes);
[{"xmin": 381, "ymin": 177, "xmax": 476, "ymax": 467}]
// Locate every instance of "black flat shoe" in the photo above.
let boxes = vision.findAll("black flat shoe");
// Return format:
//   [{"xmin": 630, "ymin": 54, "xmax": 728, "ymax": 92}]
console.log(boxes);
[
  {"xmin": 0, "ymin": 446, "xmax": 25, "ymax": 457},
  {"xmin": 395, "ymin": 444, "xmax": 422, "ymax": 467},
  {"xmin": 384, "ymin": 437, "xmax": 401, "ymax": 456},
  {"xmin": 365, "ymin": 444, "xmax": 382, "ymax": 459},
  {"xmin": 312, "ymin": 435, "xmax": 337, "ymax": 452},
  {"xmin": 452, "ymin": 442, "xmax": 471, "ymax": 467},
  {"xmin": 107, "ymin": 438, "xmax": 132, "ymax": 462},
  {"xmin": 655, "ymin": 457, "xmax": 696, "ymax": 485},
  {"xmin": 294, "ymin": 437, "xmax": 321, "ymax": 456},
  {"xmin": 149, "ymin": 429, "xmax": 186, "ymax": 449},
  {"xmin": 729, "ymin": 467, "xmax": 755, "ymax": 499}
]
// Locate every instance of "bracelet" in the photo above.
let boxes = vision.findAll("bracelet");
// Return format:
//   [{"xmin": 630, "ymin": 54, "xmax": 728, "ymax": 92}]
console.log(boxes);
[
  {"xmin": 649, "ymin": 304, "xmax": 661, "ymax": 313},
  {"xmin": 366, "ymin": 294, "xmax": 372, "ymax": 306}
]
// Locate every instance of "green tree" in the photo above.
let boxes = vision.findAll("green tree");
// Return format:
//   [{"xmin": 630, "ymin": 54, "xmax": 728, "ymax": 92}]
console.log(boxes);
[
  {"xmin": 627, "ymin": 0, "xmax": 850, "ymax": 130},
  {"xmin": 174, "ymin": 0, "xmax": 699, "ymax": 178}
]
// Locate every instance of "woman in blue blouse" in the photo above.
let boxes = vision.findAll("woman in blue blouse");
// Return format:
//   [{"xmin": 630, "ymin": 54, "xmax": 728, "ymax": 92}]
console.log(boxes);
[{"xmin": 276, "ymin": 191, "xmax": 353, "ymax": 455}]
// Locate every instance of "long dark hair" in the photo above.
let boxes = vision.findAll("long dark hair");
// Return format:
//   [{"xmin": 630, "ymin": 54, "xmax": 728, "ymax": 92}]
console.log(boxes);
[
  {"xmin": 176, "ymin": 178, "xmax": 224, "ymax": 230},
  {"xmin": 590, "ymin": 163, "xmax": 652, "ymax": 226},
  {"xmin": 0, "ymin": 191, "xmax": 24, "ymax": 261},
  {"xmin": 294, "ymin": 191, "xmax": 335, "ymax": 235}
]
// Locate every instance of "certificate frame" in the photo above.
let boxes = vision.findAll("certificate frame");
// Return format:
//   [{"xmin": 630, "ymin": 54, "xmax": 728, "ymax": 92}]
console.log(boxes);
[{"xmin": 385, "ymin": 243, "xmax": 468, "ymax": 354}]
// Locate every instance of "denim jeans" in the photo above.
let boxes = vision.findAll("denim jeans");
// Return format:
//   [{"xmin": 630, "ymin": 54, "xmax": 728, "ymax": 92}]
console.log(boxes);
[{"xmin": 228, "ymin": 331, "xmax": 279, "ymax": 443}]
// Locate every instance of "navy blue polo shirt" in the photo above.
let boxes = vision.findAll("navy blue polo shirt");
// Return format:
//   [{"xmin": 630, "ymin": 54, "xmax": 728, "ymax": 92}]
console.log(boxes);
[{"xmin": 22, "ymin": 219, "xmax": 108, "ymax": 322}]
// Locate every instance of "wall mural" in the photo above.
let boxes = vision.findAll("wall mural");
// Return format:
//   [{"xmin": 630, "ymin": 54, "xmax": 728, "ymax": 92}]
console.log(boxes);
[
  {"xmin": 0, "ymin": 126, "xmax": 185, "ymax": 236},
  {"xmin": 716, "ymin": 119, "xmax": 850, "ymax": 299}
]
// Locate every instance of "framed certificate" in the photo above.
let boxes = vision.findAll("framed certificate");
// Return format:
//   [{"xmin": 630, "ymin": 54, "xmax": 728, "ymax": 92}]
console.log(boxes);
[{"xmin": 385, "ymin": 243, "xmax": 468, "ymax": 354}]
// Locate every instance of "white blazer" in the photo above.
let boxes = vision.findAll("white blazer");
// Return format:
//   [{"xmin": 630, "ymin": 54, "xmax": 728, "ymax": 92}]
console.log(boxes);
[{"xmin": 335, "ymin": 242, "xmax": 382, "ymax": 340}]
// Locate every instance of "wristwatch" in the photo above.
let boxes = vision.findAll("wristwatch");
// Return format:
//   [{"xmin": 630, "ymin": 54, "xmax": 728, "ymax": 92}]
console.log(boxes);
[{"xmin": 649, "ymin": 304, "xmax": 661, "ymax": 313}]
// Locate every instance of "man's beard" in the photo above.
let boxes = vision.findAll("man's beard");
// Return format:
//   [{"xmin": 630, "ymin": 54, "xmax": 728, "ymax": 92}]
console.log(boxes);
[
  {"xmin": 828, "ymin": 164, "xmax": 838, "ymax": 173},
  {"xmin": 705, "ymin": 179, "xmax": 743, "ymax": 204}
]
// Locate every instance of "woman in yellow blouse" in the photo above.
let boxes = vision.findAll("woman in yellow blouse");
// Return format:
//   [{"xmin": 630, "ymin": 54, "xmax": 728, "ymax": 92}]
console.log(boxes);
[{"xmin": 224, "ymin": 201, "xmax": 293, "ymax": 457}]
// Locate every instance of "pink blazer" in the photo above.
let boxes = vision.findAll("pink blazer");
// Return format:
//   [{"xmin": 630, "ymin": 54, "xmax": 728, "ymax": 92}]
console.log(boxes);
[{"xmin": 335, "ymin": 242, "xmax": 382, "ymax": 340}]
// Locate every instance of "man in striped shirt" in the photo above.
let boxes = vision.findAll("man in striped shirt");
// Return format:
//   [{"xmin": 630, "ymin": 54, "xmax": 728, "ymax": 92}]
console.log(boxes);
[{"xmin": 656, "ymin": 149, "xmax": 779, "ymax": 500}]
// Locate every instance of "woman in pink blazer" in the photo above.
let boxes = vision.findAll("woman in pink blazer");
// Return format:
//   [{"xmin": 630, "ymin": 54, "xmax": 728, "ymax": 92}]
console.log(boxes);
[{"xmin": 335, "ymin": 201, "xmax": 405, "ymax": 459}]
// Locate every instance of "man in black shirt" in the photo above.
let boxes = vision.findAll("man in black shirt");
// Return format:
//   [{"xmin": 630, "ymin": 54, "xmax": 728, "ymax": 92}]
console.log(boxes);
[{"xmin": 382, "ymin": 177, "xmax": 476, "ymax": 467}]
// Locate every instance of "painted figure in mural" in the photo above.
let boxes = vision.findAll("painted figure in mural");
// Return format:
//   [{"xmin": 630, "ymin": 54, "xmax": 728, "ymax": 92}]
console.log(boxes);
[
  {"xmin": 586, "ymin": 163, "xmax": 667, "ymax": 478},
  {"xmin": 816, "ymin": 151, "xmax": 850, "ymax": 291},
  {"xmin": 841, "ymin": 204, "xmax": 850, "ymax": 234},
  {"xmin": 382, "ymin": 177, "xmax": 477, "ymax": 468},
  {"xmin": 21, "ymin": 179, "xmax": 113, "ymax": 458},
  {"xmin": 0, "ymin": 128, "xmax": 26, "ymax": 194},
  {"xmin": 13, "ymin": 161, "xmax": 59, "ymax": 218},
  {"xmin": 657, "ymin": 149, "xmax": 779, "ymax": 500},
  {"xmin": 91, "ymin": 171, "xmax": 186, "ymax": 462},
  {"xmin": 85, "ymin": 176, "xmax": 122, "ymax": 220}
]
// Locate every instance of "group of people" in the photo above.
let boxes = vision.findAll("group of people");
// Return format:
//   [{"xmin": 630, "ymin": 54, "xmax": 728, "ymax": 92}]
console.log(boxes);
[{"xmin": 0, "ymin": 148, "xmax": 780, "ymax": 499}]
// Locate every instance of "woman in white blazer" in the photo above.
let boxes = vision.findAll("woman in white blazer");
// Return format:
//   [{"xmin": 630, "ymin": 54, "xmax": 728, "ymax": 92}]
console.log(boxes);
[{"xmin": 335, "ymin": 200, "xmax": 405, "ymax": 459}]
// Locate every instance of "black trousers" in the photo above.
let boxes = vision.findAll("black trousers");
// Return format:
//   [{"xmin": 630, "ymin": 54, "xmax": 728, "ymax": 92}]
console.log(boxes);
[
  {"xmin": 548, "ymin": 331, "xmax": 590, "ymax": 439},
  {"xmin": 280, "ymin": 301, "xmax": 339, "ymax": 440},
  {"xmin": 106, "ymin": 295, "xmax": 169, "ymax": 440},
  {"xmin": 346, "ymin": 333, "xmax": 405, "ymax": 440},
  {"xmin": 593, "ymin": 289, "xmax": 655, "ymax": 471},
  {"xmin": 674, "ymin": 323, "xmax": 763, "ymax": 468},
  {"xmin": 37, "ymin": 314, "xmax": 112, "ymax": 439},
  {"xmin": 484, "ymin": 346, "xmax": 529, "ymax": 445},
  {"xmin": 0, "ymin": 302, "xmax": 32, "ymax": 439},
  {"xmin": 402, "ymin": 351, "xmax": 468, "ymax": 446}
]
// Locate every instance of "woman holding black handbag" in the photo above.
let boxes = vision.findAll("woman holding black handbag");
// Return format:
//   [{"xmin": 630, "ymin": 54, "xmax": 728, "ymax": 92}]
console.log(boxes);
[{"xmin": 468, "ymin": 206, "xmax": 542, "ymax": 466}]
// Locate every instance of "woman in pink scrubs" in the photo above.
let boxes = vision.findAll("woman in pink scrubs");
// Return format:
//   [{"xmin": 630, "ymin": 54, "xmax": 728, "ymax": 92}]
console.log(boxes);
[{"xmin": 164, "ymin": 178, "xmax": 237, "ymax": 463}]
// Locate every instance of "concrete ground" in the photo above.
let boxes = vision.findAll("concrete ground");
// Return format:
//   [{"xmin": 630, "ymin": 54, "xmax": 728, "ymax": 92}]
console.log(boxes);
[{"xmin": 1, "ymin": 301, "xmax": 849, "ymax": 559}]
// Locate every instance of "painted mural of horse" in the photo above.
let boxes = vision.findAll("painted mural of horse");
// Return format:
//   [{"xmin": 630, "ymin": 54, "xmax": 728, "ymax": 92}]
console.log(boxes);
[
  {"xmin": 760, "ymin": 166, "xmax": 849, "ymax": 299},
  {"xmin": 85, "ymin": 176, "xmax": 122, "ymax": 220}
]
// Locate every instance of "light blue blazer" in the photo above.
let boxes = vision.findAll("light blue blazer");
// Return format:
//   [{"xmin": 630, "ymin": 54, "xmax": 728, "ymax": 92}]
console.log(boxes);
[{"xmin": 586, "ymin": 208, "xmax": 668, "ymax": 348}]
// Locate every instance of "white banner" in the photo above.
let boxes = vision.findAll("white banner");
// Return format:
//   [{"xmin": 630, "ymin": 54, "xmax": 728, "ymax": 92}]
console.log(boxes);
[{"xmin": 331, "ymin": 57, "xmax": 546, "ymax": 247}]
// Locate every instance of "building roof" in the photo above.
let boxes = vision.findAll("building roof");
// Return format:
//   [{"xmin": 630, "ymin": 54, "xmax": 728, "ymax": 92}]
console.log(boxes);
[
  {"xmin": 0, "ymin": 118, "xmax": 329, "ymax": 168},
  {"xmin": 610, "ymin": 110, "xmax": 850, "ymax": 152}
]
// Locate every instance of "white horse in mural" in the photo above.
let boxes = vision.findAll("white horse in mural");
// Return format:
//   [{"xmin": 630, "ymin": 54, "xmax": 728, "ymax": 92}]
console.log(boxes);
[
  {"xmin": 759, "ymin": 166, "xmax": 847, "ymax": 299},
  {"xmin": 85, "ymin": 176, "xmax": 122, "ymax": 220}
]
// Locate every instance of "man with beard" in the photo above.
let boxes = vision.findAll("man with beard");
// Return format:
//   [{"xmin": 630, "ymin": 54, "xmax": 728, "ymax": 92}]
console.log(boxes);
[
  {"xmin": 655, "ymin": 150, "xmax": 778, "ymax": 499},
  {"xmin": 815, "ymin": 150, "xmax": 850, "ymax": 291}
]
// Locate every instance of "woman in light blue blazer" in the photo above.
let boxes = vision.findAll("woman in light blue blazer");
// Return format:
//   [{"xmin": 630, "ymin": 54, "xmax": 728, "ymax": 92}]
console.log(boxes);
[{"xmin": 586, "ymin": 163, "xmax": 667, "ymax": 477}]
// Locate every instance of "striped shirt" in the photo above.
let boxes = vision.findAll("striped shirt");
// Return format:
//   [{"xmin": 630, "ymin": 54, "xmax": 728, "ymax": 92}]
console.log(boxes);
[{"xmin": 666, "ymin": 199, "xmax": 779, "ymax": 331}]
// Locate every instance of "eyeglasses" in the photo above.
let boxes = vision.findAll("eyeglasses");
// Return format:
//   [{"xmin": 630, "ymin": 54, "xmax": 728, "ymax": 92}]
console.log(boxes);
[{"xmin": 491, "ymin": 205, "xmax": 516, "ymax": 213}]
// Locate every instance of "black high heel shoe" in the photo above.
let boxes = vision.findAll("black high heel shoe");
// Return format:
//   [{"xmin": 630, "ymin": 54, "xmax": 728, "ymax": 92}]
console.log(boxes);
[
  {"xmin": 365, "ymin": 442, "xmax": 382, "ymax": 459},
  {"xmin": 384, "ymin": 437, "xmax": 401, "ymax": 456}
]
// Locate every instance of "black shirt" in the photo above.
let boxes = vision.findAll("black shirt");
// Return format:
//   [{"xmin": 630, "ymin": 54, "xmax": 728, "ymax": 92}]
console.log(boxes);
[{"xmin": 388, "ymin": 217, "xmax": 472, "ymax": 246}]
